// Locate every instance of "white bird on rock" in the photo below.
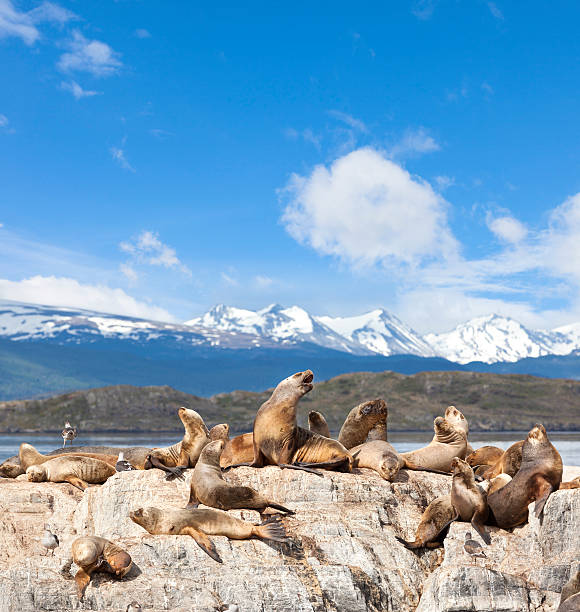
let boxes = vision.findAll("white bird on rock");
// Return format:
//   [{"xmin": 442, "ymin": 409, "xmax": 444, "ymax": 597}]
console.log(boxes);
[{"xmin": 61, "ymin": 421, "xmax": 77, "ymax": 447}]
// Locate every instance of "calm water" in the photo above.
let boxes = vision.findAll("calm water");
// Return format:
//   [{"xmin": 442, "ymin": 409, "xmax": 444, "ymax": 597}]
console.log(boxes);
[{"xmin": 1, "ymin": 431, "xmax": 579, "ymax": 465}]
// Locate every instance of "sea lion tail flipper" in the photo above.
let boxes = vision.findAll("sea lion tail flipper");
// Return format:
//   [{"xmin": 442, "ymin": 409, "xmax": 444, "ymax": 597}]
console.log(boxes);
[
  {"xmin": 294, "ymin": 458, "xmax": 351, "ymax": 472},
  {"xmin": 180, "ymin": 526, "xmax": 222, "ymax": 563},
  {"xmin": 186, "ymin": 486, "xmax": 199, "ymax": 510},
  {"xmin": 266, "ymin": 502, "xmax": 295, "ymax": 515},
  {"xmin": 394, "ymin": 536, "xmax": 420, "ymax": 550},
  {"xmin": 403, "ymin": 461, "xmax": 451, "ymax": 476},
  {"xmin": 222, "ymin": 462, "xmax": 253, "ymax": 472},
  {"xmin": 74, "ymin": 568, "xmax": 92, "ymax": 599},
  {"xmin": 254, "ymin": 516, "xmax": 289, "ymax": 543},
  {"xmin": 534, "ymin": 490, "xmax": 553, "ymax": 518},
  {"xmin": 278, "ymin": 463, "xmax": 323, "ymax": 476},
  {"xmin": 471, "ymin": 517, "xmax": 491, "ymax": 545},
  {"xmin": 164, "ymin": 466, "xmax": 186, "ymax": 481},
  {"xmin": 65, "ymin": 476, "xmax": 88, "ymax": 491}
]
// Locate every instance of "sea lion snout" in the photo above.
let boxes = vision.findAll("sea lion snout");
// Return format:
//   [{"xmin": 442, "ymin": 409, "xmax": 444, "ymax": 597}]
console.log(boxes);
[
  {"xmin": 26, "ymin": 465, "xmax": 45, "ymax": 482},
  {"xmin": 361, "ymin": 398, "xmax": 387, "ymax": 416},
  {"xmin": 528, "ymin": 423, "xmax": 546, "ymax": 441}
]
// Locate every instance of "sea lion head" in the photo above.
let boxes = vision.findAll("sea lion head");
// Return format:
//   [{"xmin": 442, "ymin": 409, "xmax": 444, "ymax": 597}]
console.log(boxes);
[
  {"xmin": 433, "ymin": 416, "xmax": 464, "ymax": 443},
  {"xmin": 308, "ymin": 411, "xmax": 326, "ymax": 427},
  {"xmin": 199, "ymin": 440, "xmax": 225, "ymax": 466},
  {"xmin": 356, "ymin": 398, "xmax": 387, "ymax": 420},
  {"xmin": 72, "ymin": 538, "xmax": 100, "ymax": 567},
  {"xmin": 450, "ymin": 456, "xmax": 471, "ymax": 477},
  {"xmin": 129, "ymin": 506, "xmax": 161, "ymax": 531},
  {"xmin": 178, "ymin": 407, "xmax": 209, "ymax": 436},
  {"xmin": 527, "ymin": 423, "xmax": 547, "ymax": 444},
  {"xmin": 26, "ymin": 465, "xmax": 47, "ymax": 482},
  {"xmin": 107, "ymin": 550, "xmax": 132, "ymax": 577},
  {"xmin": 209, "ymin": 423, "xmax": 230, "ymax": 442},
  {"xmin": 275, "ymin": 370, "xmax": 314, "ymax": 399},
  {"xmin": 445, "ymin": 406, "xmax": 468, "ymax": 434},
  {"xmin": 377, "ymin": 454, "xmax": 400, "ymax": 481}
]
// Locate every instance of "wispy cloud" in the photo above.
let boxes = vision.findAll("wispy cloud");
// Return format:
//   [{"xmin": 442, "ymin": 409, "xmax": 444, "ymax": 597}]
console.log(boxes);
[
  {"xmin": 411, "ymin": 0, "xmax": 438, "ymax": 20},
  {"xmin": 434, "ymin": 175, "xmax": 455, "ymax": 191},
  {"xmin": 389, "ymin": 127, "xmax": 440, "ymax": 158},
  {"xmin": 487, "ymin": 2, "xmax": 504, "ymax": 20},
  {"xmin": 134, "ymin": 28, "xmax": 151, "ymax": 39},
  {"xmin": 58, "ymin": 29, "xmax": 122, "ymax": 77},
  {"xmin": 28, "ymin": 2, "xmax": 77, "ymax": 25},
  {"xmin": 283, "ymin": 127, "xmax": 321, "ymax": 149},
  {"xmin": 120, "ymin": 230, "xmax": 191, "ymax": 277},
  {"xmin": 110, "ymin": 143, "xmax": 135, "ymax": 172},
  {"xmin": 486, "ymin": 214, "xmax": 528, "ymax": 244},
  {"xmin": 254, "ymin": 275, "xmax": 274, "ymax": 289},
  {"xmin": 61, "ymin": 80, "xmax": 101, "ymax": 99},
  {"xmin": 327, "ymin": 110, "xmax": 368, "ymax": 134},
  {"xmin": 0, "ymin": 113, "xmax": 8, "ymax": 128},
  {"xmin": 481, "ymin": 81, "xmax": 494, "ymax": 96},
  {"xmin": 0, "ymin": 0, "xmax": 39, "ymax": 44}
]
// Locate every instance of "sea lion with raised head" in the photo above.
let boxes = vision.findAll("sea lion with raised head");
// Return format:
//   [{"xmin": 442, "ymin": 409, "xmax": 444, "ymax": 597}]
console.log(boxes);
[
  {"xmin": 26, "ymin": 456, "xmax": 116, "ymax": 490},
  {"xmin": 481, "ymin": 440, "xmax": 524, "ymax": 479},
  {"xmin": 243, "ymin": 370, "xmax": 352, "ymax": 472},
  {"xmin": 350, "ymin": 440, "xmax": 404, "ymax": 481},
  {"xmin": 400, "ymin": 416, "xmax": 467, "ymax": 473},
  {"xmin": 145, "ymin": 407, "xmax": 210, "ymax": 479},
  {"xmin": 71, "ymin": 536, "xmax": 132, "ymax": 599},
  {"xmin": 338, "ymin": 399, "xmax": 388, "ymax": 449},
  {"xmin": 19, "ymin": 443, "xmax": 118, "ymax": 471},
  {"xmin": 188, "ymin": 440, "xmax": 293, "ymax": 514},
  {"xmin": 220, "ymin": 432, "xmax": 254, "ymax": 468},
  {"xmin": 450, "ymin": 457, "xmax": 490, "ymax": 544},
  {"xmin": 209, "ymin": 423, "xmax": 230, "ymax": 442},
  {"xmin": 308, "ymin": 411, "xmax": 330, "ymax": 438},
  {"xmin": 466, "ymin": 446, "xmax": 504, "ymax": 470},
  {"xmin": 366, "ymin": 420, "xmax": 388, "ymax": 442},
  {"xmin": 488, "ymin": 424, "xmax": 563, "ymax": 529},
  {"xmin": 395, "ymin": 494, "xmax": 457, "ymax": 549},
  {"xmin": 129, "ymin": 506, "xmax": 288, "ymax": 563}
]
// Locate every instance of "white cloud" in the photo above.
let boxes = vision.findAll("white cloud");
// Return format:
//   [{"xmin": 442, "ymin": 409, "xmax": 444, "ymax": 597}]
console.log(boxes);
[
  {"xmin": 221, "ymin": 270, "xmax": 238, "ymax": 287},
  {"xmin": 327, "ymin": 110, "xmax": 367, "ymax": 133},
  {"xmin": 58, "ymin": 30, "xmax": 122, "ymax": 77},
  {"xmin": 28, "ymin": 2, "xmax": 77, "ymax": 25},
  {"xmin": 0, "ymin": 0, "xmax": 38, "ymax": 44},
  {"xmin": 542, "ymin": 193, "xmax": 580, "ymax": 283},
  {"xmin": 434, "ymin": 175, "xmax": 455, "ymax": 191},
  {"xmin": 283, "ymin": 127, "xmax": 321, "ymax": 149},
  {"xmin": 0, "ymin": 275, "xmax": 174, "ymax": 321},
  {"xmin": 487, "ymin": 2, "xmax": 504, "ymax": 20},
  {"xmin": 134, "ymin": 28, "xmax": 150, "ymax": 39},
  {"xmin": 487, "ymin": 215, "xmax": 528, "ymax": 244},
  {"xmin": 389, "ymin": 127, "xmax": 440, "ymax": 158},
  {"xmin": 61, "ymin": 80, "xmax": 101, "ymax": 99},
  {"xmin": 481, "ymin": 81, "xmax": 494, "ymax": 95},
  {"xmin": 120, "ymin": 231, "xmax": 191, "ymax": 276},
  {"xmin": 281, "ymin": 147, "xmax": 458, "ymax": 267},
  {"xmin": 254, "ymin": 275, "xmax": 273, "ymax": 288},
  {"xmin": 412, "ymin": 0, "xmax": 438, "ymax": 20},
  {"xmin": 0, "ymin": 113, "xmax": 8, "ymax": 127},
  {"xmin": 110, "ymin": 146, "xmax": 134, "ymax": 172},
  {"xmin": 120, "ymin": 263, "xmax": 138, "ymax": 284}
]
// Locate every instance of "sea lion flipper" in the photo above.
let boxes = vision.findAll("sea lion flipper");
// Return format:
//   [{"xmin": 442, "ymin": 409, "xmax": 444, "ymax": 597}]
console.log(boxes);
[
  {"xmin": 471, "ymin": 516, "xmax": 491, "ymax": 545},
  {"xmin": 180, "ymin": 526, "xmax": 222, "ymax": 563},
  {"xmin": 279, "ymin": 463, "xmax": 324, "ymax": 476},
  {"xmin": 294, "ymin": 458, "xmax": 351, "ymax": 472},
  {"xmin": 394, "ymin": 535, "xmax": 421, "ymax": 550},
  {"xmin": 534, "ymin": 488, "xmax": 554, "ymax": 518},
  {"xmin": 253, "ymin": 516, "xmax": 289, "ymax": 543},
  {"xmin": 403, "ymin": 460, "xmax": 451, "ymax": 476},
  {"xmin": 222, "ymin": 462, "xmax": 253, "ymax": 471},
  {"xmin": 74, "ymin": 568, "xmax": 92, "ymax": 599},
  {"xmin": 266, "ymin": 502, "xmax": 295, "ymax": 515},
  {"xmin": 65, "ymin": 476, "xmax": 88, "ymax": 491}
]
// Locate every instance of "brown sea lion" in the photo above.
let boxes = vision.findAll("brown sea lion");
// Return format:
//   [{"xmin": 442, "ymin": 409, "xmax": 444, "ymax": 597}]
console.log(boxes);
[
  {"xmin": 466, "ymin": 446, "xmax": 504, "ymax": 469},
  {"xmin": 395, "ymin": 494, "xmax": 457, "ymax": 549},
  {"xmin": 71, "ymin": 536, "xmax": 132, "ymax": 599},
  {"xmin": 560, "ymin": 477, "xmax": 580, "ymax": 490},
  {"xmin": 558, "ymin": 593, "xmax": 580, "ymax": 612},
  {"xmin": 559, "ymin": 569, "xmax": 580, "ymax": 611},
  {"xmin": 188, "ymin": 440, "xmax": 293, "ymax": 514},
  {"xmin": 145, "ymin": 407, "xmax": 210, "ymax": 479},
  {"xmin": 220, "ymin": 432, "xmax": 255, "ymax": 468},
  {"xmin": 366, "ymin": 420, "xmax": 388, "ymax": 442},
  {"xmin": 337, "ymin": 399, "xmax": 388, "ymax": 449},
  {"xmin": 308, "ymin": 411, "xmax": 330, "ymax": 438},
  {"xmin": 19, "ymin": 443, "xmax": 118, "ymax": 471},
  {"xmin": 400, "ymin": 416, "xmax": 467, "ymax": 473},
  {"xmin": 129, "ymin": 506, "xmax": 288, "ymax": 563},
  {"xmin": 487, "ymin": 473, "xmax": 512, "ymax": 496},
  {"xmin": 0, "ymin": 458, "xmax": 25, "ymax": 478},
  {"xmin": 488, "ymin": 424, "xmax": 563, "ymax": 529},
  {"xmin": 481, "ymin": 440, "xmax": 524, "ymax": 479},
  {"xmin": 26, "ymin": 456, "xmax": 116, "ymax": 490},
  {"xmin": 450, "ymin": 457, "xmax": 490, "ymax": 544},
  {"xmin": 350, "ymin": 440, "xmax": 404, "ymax": 481},
  {"xmin": 209, "ymin": 423, "xmax": 230, "ymax": 442},
  {"xmin": 243, "ymin": 370, "xmax": 352, "ymax": 472},
  {"xmin": 444, "ymin": 406, "xmax": 468, "ymax": 435}
]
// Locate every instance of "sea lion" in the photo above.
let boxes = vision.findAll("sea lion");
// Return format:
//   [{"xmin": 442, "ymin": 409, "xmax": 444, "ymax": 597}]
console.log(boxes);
[
  {"xmin": 243, "ymin": 370, "xmax": 352, "ymax": 472},
  {"xmin": 400, "ymin": 416, "xmax": 467, "ymax": 473},
  {"xmin": 487, "ymin": 473, "xmax": 512, "ymax": 496},
  {"xmin": 558, "ymin": 593, "xmax": 580, "ymax": 612},
  {"xmin": 488, "ymin": 424, "xmax": 563, "ymax": 529},
  {"xmin": 308, "ymin": 411, "xmax": 330, "ymax": 438},
  {"xmin": 450, "ymin": 457, "xmax": 490, "ymax": 544},
  {"xmin": 188, "ymin": 440, "xmax": 293, "ymax": 514},
  {"xmin": 220, "ymin": 433, "xmax": 254, "ymax": 468},
  {"xmin": 145, "ymin": 407, "xmax": 210, "ymax": 479},
  {"xmin": 466, "ymin": 446, "xmax": 504, "ymax": 469},
  {"xmin": 559, "ymin": 569, "xmax": 580, "ymax": 611},
  {"xmin": 19, "ymin": 443, "xmax": 118, "ymax": 471},
  {"xmin": 396, "ymin": 494, "xmax": 457, "ymax": 549},
  {"xmin": 129, "ymin": 506, "xmax": 288, "ymax": 563},
  {"xmin": 560, "ymin": 477, "xmax": 580, "ymax": 490},
  {"xmin": 481, "ymin": 440, "xmax": 524, "ymax": 479},
  {"xmin": 0, "ymin": 458, "xmax": 25, "ymax": 478},
  {"xmin": 209, "ymin": 423, "xmax": 230, "ymax": 442},
  {"xmin": 26, "ymin": 456, "xmax": 116, "ymax": 490},
  {"xmin": 338, "ymin": 399, "xmax": 388, "ymax": 449},
  {"xmin": 350, "ymin": 440, "xmax": 404, "ymax": 481},
  {"xmin": 71, "ymin": 536, "xmax": 132, "ymax": 599},
  {"xmin": 366, "ymin": 420, "xmax": 388, "ymax": 442}
]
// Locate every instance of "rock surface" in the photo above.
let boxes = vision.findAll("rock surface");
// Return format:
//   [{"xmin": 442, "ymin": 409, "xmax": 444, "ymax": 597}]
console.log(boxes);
[{"xmin": 0, "ymin": 465, "xmax": 578, "ymax": 611}]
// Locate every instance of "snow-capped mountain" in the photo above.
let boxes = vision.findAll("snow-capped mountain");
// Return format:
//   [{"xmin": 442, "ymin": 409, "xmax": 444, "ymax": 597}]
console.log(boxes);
[
  {"xmin": 425, "ymin": 314, "xmax": 578, "ymax": 364},
  {"xmin": 318, "ymin": 309, "xmax": 436, "ymax": 358},
  {"xmin": 185, "ymin": 304, "xmax": 370, "ymax": 355}
]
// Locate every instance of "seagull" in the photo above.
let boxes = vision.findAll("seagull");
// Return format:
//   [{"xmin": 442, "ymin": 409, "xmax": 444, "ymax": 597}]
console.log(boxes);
[
  {"xmin": 41, "ymin": 525, "xmax": 59, "ymax": 556},
  {"xmin": 463, "ymin": 531, "xmax": 487, "ymax": 565},
  {"xmin": 61, "ymin": 421, "xmax": 77, "ymax": 447},
  {"xmin": 126, "ymin": 603, "xmax": 142, "ymax": 612},
  {"xmin": 116, "ymin": 452, "xmax": 137, "ymax": 472}
]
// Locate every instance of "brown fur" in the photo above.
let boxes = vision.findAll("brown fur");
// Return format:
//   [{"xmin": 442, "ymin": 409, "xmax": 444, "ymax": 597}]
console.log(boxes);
[
  {"xmin": 487, "ymin": 473, "xmax": 512, "ymax": 496},
  {"xmin": 19, "ymin": 443, "xmax": 118, "ymax": 471},
  {"xmin": 482, "ymin": 440, "xmax": 524, "ymax": 479},
  {"xmin": 188, "ymin": 440, "xmax": 292, "ymax": 513},
  {"xmin": 488, "ymin": 424, "xmax": 563, "ymax": 529},
  {"xmin": 366, "ymin": 420, "xmax": 388, "ymax": 442},
  {"xmin": 72, "ymin": 536, "xmax": 132, "ymax": 599},
  {"xmin": 559, "ymin": 477, "xmax": 580, "ymax": 490},
  {"xmin": 396, "ymin": 494, "xmax": 457, "ymax": 549},
  {"xmin": 466, "ymin": 446, "xmax": 504, "ymax": 469},
  {"xmin": 308, "ymin": 411, "xmax": 330, "ymax": 438},
  {"xmin": 350, "ymin": 440, "xmax": 404, "ymax": 481},
  {"xmin": 338, "ymin": 399, "xmax": 388, "ymax": 449},
  {"xmin": 209, "ymin": 423, "xmax": 230, "ymax": 442},
  {"xmin": 450, "ymin": 457, "xmax": 490, "ymax": 544},
  {"xmin": 559, "ymin": 569, "xmax": 580, "ymax": 609},
  {"xmin": 220, "ymin": 432, "xmax": 254, "ymax": 468},
  {"xmin": 26, "ymin": 456, "xmax": 116, "ymax": 490}
]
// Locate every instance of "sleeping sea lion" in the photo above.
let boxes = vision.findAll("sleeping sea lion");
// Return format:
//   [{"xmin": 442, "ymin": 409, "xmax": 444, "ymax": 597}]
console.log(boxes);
[
  {"xmin": 26, "ymin": 456, "xmax": 116, "ymax": 490},
  {"xmin": 400, "ymin": 416, "xmax": 467, "ymax": 473},
  {"xmin": 129, "ymin": 506, "xmax": 288, "ymax": 563},
  {"xmin": 308, "ymin": 411, "xmax": 330, "ymax": 438},
  {"xmin": 466, "ymin": 446, "xmax": 504, "ymax": 470},
  {"xmin": 450, "ymin": 457, "xmax": 490, "ymax": 544},
  {"xmin": 145, "ymin": 407, "xmax": 210, "ymax": 479},
  {"xmin": 488, "ymin": 424, "xmax": 562, "ymax": 529},
  {"xmin": 350, "ymin": 440, "xmax": 404, "ymax": 481},
  {"xmin": 395, "ymin": 494, "xmax": 457, "ymax": 549},
  {"xmin": 220, "ymin": 433, "xmax": 254, "ymax": 468},
  {"xmin": 338, "ymin": 399, "xmax": 388, "ymax": 449},
  {"xmin": 187, "ymin": 440, "xmax": 293, "ymax": 514},
  {"xmin": 19, "ymin": 443, "xmax": 118, "ymax": 471},
  {"xmin": 243, "ymin": 370, "xmax": 352, "ymax": 472},
  {"xmin": 71, "ymin": 536, "xmax": 132, "ymax": 599},
  {"xmin": 481, "ymin": 440, "xmax": 524, "ymax": 479}
]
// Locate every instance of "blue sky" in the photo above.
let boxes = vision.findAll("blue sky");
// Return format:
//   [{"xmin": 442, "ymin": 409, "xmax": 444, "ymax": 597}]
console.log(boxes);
[{"xmin": 1, "ymin": 0, "xmax": 580, "ymax": 333}]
